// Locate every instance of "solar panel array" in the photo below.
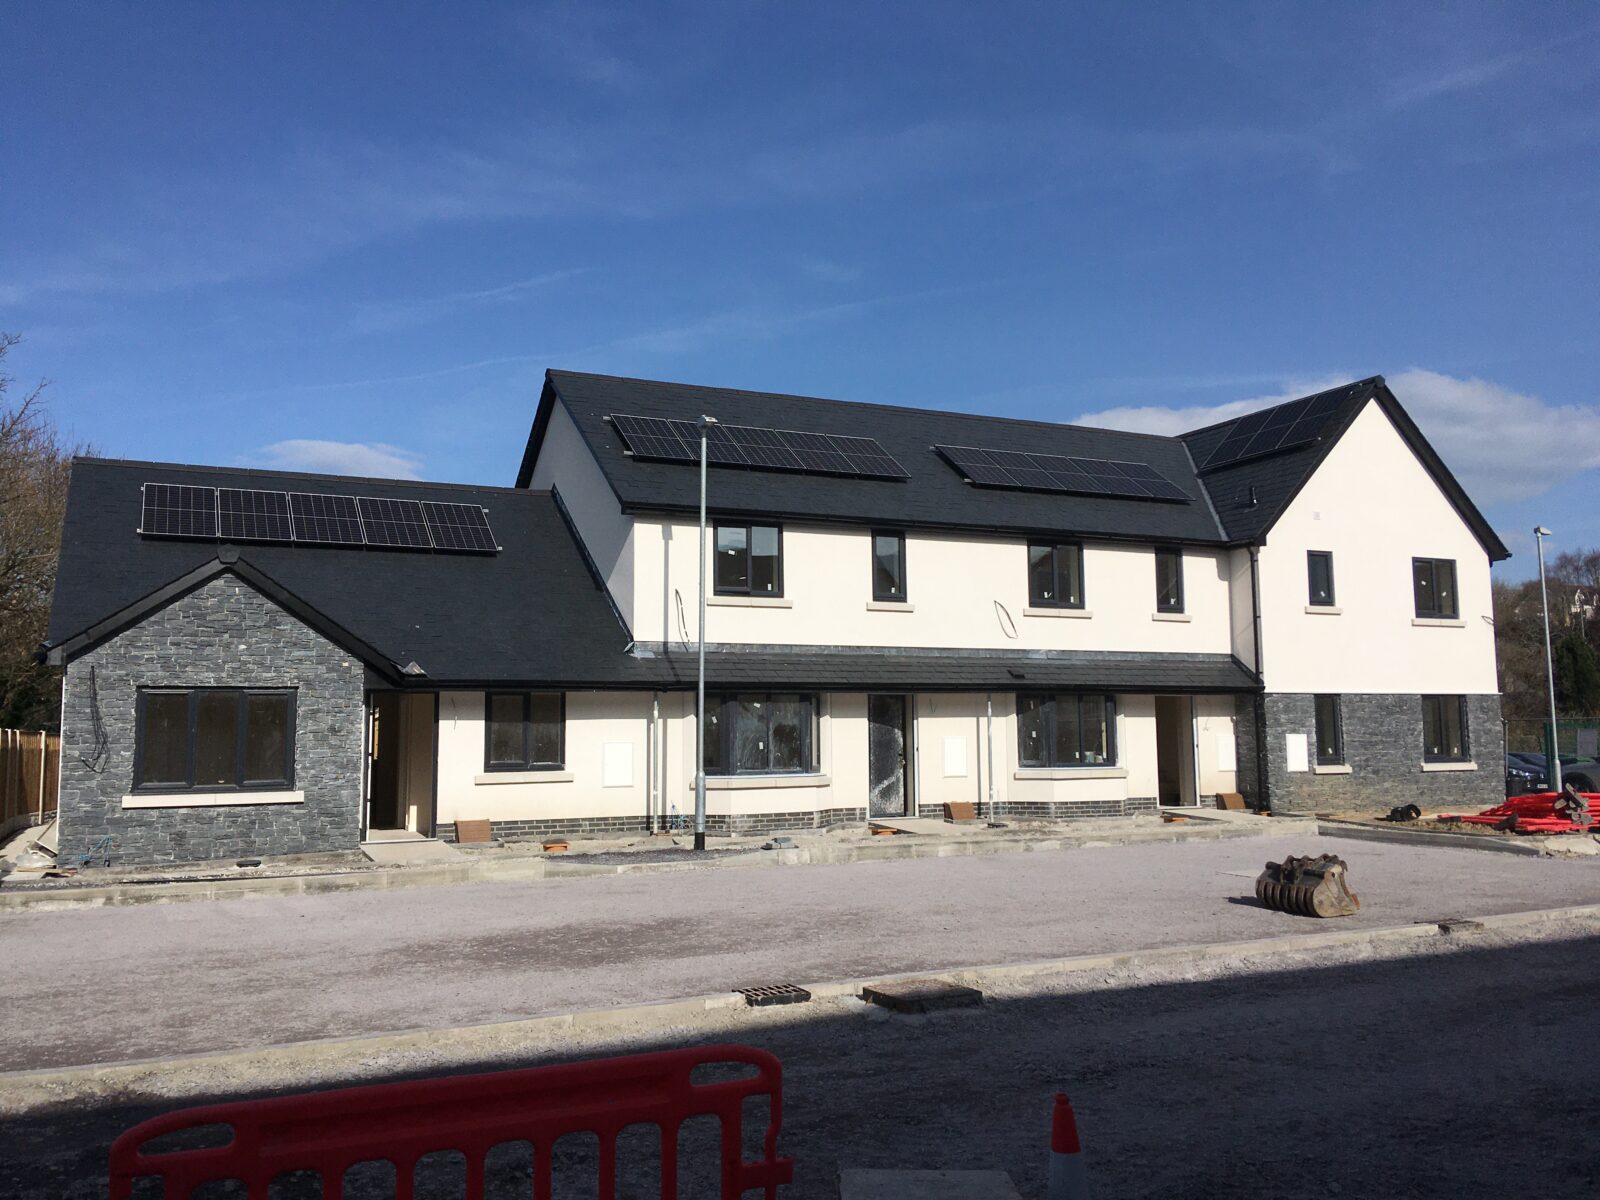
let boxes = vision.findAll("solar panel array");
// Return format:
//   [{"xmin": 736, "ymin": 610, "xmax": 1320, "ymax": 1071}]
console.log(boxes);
[
  {"xmin": 140, "ymin": 483, "xmax": 498, "ymax": 553},
  {"xmin": 608, "ymin": 413, "xmax": 910, "ymax": 480},
  {"xmin": 1199, "ymin": 390, "xmax": 1346, "ymax": 472},
  {"xmin": 934, "ymin": 446, "xmax": 1192, "ymax": 503}
]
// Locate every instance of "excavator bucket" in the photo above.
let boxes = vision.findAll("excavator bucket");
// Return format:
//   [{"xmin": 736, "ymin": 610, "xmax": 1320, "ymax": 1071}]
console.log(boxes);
[{"xmin": 1255, "ymin": 853, "xmax": 1360, "ymax": 918}]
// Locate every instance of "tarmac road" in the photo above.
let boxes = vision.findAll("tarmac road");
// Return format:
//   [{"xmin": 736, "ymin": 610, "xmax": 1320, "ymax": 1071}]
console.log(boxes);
[{"xmin": 2, "ymin": 832, "xmax": 1598, "ymax": 1071}]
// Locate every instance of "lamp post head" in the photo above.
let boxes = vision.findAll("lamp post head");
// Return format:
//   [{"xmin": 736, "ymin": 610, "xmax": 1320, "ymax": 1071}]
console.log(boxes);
[
  {"xmin": 699, "ymin": 414, "xmax": 719, "ymax": 429},
  {"xmin": 1535, "ymin": 526, "xmax": 1552, "ymax": 537}
]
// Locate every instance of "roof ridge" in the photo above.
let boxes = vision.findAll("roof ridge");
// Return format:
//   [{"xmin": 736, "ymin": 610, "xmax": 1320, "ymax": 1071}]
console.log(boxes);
[
  {"xmin": 72, "ymin": 456, "xmax": 540, "ymax": 497},
  {"xmin": 1180, "ymin": 376, "xmax": 1384, "ymax": 438},
  {"xmin": 547, "ymin": 368, "xmax": 1189, "ymax": 447}
]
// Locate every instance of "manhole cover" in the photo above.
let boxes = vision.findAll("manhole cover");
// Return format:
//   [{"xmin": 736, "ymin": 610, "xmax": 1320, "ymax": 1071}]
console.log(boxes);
[
  {"xmin": 861, "ymin": 980, "xmax": 983, "ymax": 1013},
  {"xmin": 736, "ymin": 983, "xmax": 812, "ymax": 1007}
]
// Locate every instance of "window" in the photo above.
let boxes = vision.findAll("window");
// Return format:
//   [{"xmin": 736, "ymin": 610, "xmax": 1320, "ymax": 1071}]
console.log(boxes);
[
  {"xmin": 484, "ymin": 692, "xmax": 565, "ymax": 770},
  {"xmin": 1422, "ymin": 695, "xmax": 1470, "ymax": 762},
  {"xmin": 1155, "ymin": 547, "xmax": 1184, "ymax": 613},
  {"xmin": 134, "ymin": 688, "xmax": 295, "ymax": 791},
  {"xmin": 872, "ymin": 531, "xmax": 907, "ymax": 602},
  {"xmin": 1017, "ymin": 694, "xmax": 1117, "ymax": 768},
  {"xmin": 1028, "ymin": 542, "xmax": 1084, "ymax": 608},
  {"xmin": 1313, "ymin": 695, "xmax": 1344, "ymax": 764},
  {"xmin": 702, "ymin": 694, "xmax": 817, "ymax": 775},
  {"xmin": 714, "ymin": 524, "xmax": 782, "ymax": 596},
  {"xmin": 1413, "ymin": 557, "xmax": 1458, "ymax": 619},
  {"xmin": 1307, "ymin": 551, "xmax": 1336, "ymax": 606}
]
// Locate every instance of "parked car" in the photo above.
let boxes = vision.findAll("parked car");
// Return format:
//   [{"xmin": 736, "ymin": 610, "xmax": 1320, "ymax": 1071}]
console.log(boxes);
[{"xmin": 1506, "ymin": 752, "xmax": 1600, "ymax": 795}]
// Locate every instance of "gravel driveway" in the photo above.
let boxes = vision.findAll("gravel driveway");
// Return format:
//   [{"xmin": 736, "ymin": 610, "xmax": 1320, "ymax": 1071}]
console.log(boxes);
[{"xmin": 4, "ymin": 833, "xmax": 1598, "ymax": 1072}]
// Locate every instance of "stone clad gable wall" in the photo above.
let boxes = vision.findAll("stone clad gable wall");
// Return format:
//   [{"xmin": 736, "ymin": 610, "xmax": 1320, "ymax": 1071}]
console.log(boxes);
[{"xmin": 58, "ymin": 573, "xmax": 366, "ymax": 866}]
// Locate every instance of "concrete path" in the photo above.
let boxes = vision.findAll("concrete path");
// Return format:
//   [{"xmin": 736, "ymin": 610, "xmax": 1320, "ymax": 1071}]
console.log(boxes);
[{"xmin": 4, "ymin": 833, "xmax": 1598, "ymax": 1071}]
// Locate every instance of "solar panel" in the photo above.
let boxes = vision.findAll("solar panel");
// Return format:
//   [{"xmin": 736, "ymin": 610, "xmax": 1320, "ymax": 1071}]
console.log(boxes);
[
  {"xmin": 609, "ymin": 413, "xmax": 909, "ymax": 479},
  {"xmin": 141, "ymin": 483, "xmax": 218, "ymax": 538},
  {"xmin": 421, "ymin": 500, "xmax": 498, "ymax": 553},
  {"xmin": 1200, "ymin": 390, "xmax": 1347, "ymax": 471},
  {"xmin": 290, "ymin": 492, "xmax": 365, "ymax": 546},
  {"xmin": 217, "ymin": 488, "xmax": 292, "ymax": 542},
  {"xmin": 935, "ymin": 446, "xmax": 1191, "ymax": 503},
  {"xmin": 356, "ymin": 496, "xmax": 433, "ymax": 549}
]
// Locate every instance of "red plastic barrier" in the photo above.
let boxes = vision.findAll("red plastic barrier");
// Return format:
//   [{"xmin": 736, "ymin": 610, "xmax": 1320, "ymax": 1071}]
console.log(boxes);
[
  {"xmin": 109, "ymin": 1043, "xmax": 794, "ymax": 1199},
  {"xmin": 1438, "ymin": 791, "xmax": 1600, "ymax": 833}
]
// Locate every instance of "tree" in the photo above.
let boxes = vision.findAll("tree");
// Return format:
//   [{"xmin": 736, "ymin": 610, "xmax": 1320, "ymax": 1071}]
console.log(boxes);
[
  {"xmin": 1554, "ymin": 630, "xmax": 1600, "ymax": 717},
  {"xmin": 0, "ymin": 333, "xmax": 77, "ymax": 728}
]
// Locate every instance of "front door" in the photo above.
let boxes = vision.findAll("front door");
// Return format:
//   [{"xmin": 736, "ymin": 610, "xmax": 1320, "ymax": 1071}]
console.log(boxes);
[
  {"xmin": 367, "ymin": 693, "xmax": 403, "ymax": 831},
  {"xmin": 868, "ymin": 694, "xmax": 909, "ymax": 818}
]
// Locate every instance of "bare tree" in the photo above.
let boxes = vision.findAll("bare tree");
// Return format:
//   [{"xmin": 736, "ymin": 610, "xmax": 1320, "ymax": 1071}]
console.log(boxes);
[{"xmin": 0, "ymin": 332, "xmax": 78, "ymax": 727}]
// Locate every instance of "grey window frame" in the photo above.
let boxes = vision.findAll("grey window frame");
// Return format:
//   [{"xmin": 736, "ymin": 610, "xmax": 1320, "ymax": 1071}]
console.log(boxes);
[
  {"xmin": 701, "ymin": 693, "xmax": 819, "ymax": 776},
  {"xmin": 1307, "ymin": 551, "xmax": 1336, "ymax": 606},
  {"xmin": 713, "ymin": 522, "xmax": 784, "ymax": 597},
  {"xmin": 483, "ymin": 691, "xmax": 566, "ymax": 771},
  {"xmin": 1155, "ymin": 547, "xmax": 1184, "ymax": 613},
  {"xmin": 1027, "ymin": 542, "xmax": 1086, "ymax": 609},
  {"xmin": 133, "ymin": 687, "xmax": 296, "ymax": 793},
  {"xmin": 1016, "ymin": 693, "xmax": 1118, "ymax": 768},
  {"xmin": 1421, "ymin": 695, "xmax": 1470, "ymax": 762},
  {"xmin": 1412, "ymin": 557, "xmax": 1459, "ymax": 619},
  {"xmin": 871, "ymin": 530, "xmax": 908, "ymax": 602},
  {"xmin": 1313, "ymin": 695, "xmax": 1344, "ymax": 765}
]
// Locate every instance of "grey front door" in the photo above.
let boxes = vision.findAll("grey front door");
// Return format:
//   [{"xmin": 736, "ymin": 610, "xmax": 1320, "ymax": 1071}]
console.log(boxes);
[{"xmin": 868, "ymin": 694, "xmax": 909, "ymax": 818}]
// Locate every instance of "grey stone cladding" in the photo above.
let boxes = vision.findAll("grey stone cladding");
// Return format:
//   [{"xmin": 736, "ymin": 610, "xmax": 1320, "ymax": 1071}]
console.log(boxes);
[
  {"xmin": 58, "ymin": 575, "xmax": 366, "ymax": 867},
  {"xmin": 1263, "ymin": 692, "xmax": 1504, "ymax": 813}
]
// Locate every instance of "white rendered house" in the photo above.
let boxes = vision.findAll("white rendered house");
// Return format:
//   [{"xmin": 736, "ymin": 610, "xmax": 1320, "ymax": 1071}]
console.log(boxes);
[{"xmin": 43, "ymin": 372, "xmax": 1508, "ymax": 864}]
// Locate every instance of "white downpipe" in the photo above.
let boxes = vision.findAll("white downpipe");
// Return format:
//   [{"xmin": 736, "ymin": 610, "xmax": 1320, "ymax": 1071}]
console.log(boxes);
[
  {"xmin": 985, "ymin": 693, "xmax": 997, "ymax": 822},
  {"xmin": 649, "ymin": 692, "xmax": 661, "ymax": 833}
]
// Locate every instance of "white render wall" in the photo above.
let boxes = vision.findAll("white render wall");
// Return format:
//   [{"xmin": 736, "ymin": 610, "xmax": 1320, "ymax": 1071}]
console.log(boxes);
[
  {"xmin": 631, "ymin": 517, "xmax": 1235, "ymax": 654},
  {"xmin": 1257, "ymin": 400, "xmax": 1499, "ymax": 696}
]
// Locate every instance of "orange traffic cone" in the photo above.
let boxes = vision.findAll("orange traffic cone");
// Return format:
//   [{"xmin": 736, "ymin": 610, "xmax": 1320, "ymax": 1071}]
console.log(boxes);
[{"xmin": 1047, "ymin": 1092, "xmax": 1089, "ymax": 1199}]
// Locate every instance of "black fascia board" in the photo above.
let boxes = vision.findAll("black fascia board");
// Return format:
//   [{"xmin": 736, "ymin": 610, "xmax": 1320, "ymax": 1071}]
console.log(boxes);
[{"xmin": 514, "ymin": 375, "xmax": 559, "ymax": 489}]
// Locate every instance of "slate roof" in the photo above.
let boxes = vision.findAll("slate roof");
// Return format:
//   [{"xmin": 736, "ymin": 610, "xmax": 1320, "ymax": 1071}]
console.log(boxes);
[
  {"xmin": 44, "ymin": 458, "xmax": 659, "ymax": 687},
  {"xmin": 520, "ymin": 369, "xmax": 1509, "ymax": 561}
]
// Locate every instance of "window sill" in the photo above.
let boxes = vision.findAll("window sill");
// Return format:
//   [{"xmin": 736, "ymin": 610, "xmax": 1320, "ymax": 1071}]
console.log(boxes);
[
  {"xmin": 474, "ymin": 771, "xmax": 575, "ymax": 785},
  {"xmin": 1421, "ymin": 760, "xmax": 1477, "ymax": 772},
  {"xmin": 122, "ymin": 790, "xmax": 303, "ymax": 809},
  {"xmin": 1305, "ymin": 605, "xmax": 1342, "ymax": 615},
  {"xmin": 708, "ymin": 595, "xmax": 793, "ymax": 608},
  {"xmin": 705, "ymin": 773, "xmax": 831, "ymax": 790},
  {"xmin": 1013, "ymin": 766, "xmax": 1128, "ymax": 781},
  {"xmin": 1023, "ymin": 607, "xmax": 1092, "ymax": 619},
  {"xmin": 1151, "ymin": 612, "xmax": 1191, "ymax": 623},
  {"xmin": 866, "ymin": 601, "xmax": 915, "ymax": 612},
  {"xmin": 1312, "ymin": 763, "xmax": 1352, "ymax": 775},
  {"xmin": 1412, "ymin": 617, "xmax": 1465, "ymax": 627}
]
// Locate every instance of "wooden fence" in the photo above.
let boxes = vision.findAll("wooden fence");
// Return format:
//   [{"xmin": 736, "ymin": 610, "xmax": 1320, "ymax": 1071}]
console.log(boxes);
[{"xmin": 1, "ymin": 728, "xmax": 59, "ymax": 837}]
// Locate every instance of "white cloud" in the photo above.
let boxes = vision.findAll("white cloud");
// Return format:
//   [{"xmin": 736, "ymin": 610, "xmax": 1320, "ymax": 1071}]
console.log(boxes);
[
  {"xmin": 1075, "ymin": 370, "xmax": 1600, "ymax": 507},
  {"xmin": 254, "ymin": 439, "xmax": 424, "ymax": 480}
]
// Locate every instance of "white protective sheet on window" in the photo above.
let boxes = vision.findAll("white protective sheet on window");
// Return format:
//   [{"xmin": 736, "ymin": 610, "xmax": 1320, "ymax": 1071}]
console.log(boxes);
[
  {"xmin": 942, "ymin": 736, "xmax": 969, "ymax": 778},
  {"xmin": 1285, "ymin": 733, "xmax": 1310, "ymax": 773}
]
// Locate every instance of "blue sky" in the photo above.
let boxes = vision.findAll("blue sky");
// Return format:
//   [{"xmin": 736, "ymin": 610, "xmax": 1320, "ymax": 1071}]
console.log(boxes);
[{"xmin": 3, "ymin": 2, "xmax": 1597, "ymax": 579}]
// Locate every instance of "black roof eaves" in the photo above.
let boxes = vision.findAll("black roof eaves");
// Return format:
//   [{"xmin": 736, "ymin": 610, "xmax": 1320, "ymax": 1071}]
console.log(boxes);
[
  {"xmin": 544, "ymin": 368, "xmax": 1192, "ymax": 451},
  {"xmin": 549, "ymin": 485, "xmax": 633, "ymax": 642},
  {"xmin": 1176, "ymin": 436, "xmax": 1227, "ymax": 541},
  {"xmin": 514, "ymin": 374, "xmax": 559, "ymax": 489},
  {"xmin": 75, "ymin": 455, "xmax": 533, "ymax": 498}
]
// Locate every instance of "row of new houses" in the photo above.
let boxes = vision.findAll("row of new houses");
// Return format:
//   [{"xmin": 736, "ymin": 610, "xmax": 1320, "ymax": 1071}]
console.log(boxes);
[{"xmin": 41, "ymin": 371, "xmax": 1509, "ymax": 865}]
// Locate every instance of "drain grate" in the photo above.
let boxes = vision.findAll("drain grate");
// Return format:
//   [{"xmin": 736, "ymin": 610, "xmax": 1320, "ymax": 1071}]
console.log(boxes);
[{"xmin": 736, "ymin": 983, "xmax": 813, "ymax": 1008}]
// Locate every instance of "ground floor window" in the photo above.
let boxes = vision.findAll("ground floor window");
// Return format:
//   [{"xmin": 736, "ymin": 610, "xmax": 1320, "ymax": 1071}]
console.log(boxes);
[
  {"xmin": 1422, "ymin": 695, "xmax": 1470, "ymax": 761},
  {"xmin": 703, "ymin": 693, "xmax": 818, "ymax": 775},
  {"xmin": 1314, "ymin": 695, "xmax": 1344, "ymax": 764},
  {"xmin": 135, "ymin": 688, "xmax": 295, "ymax": 791},
  {"xmin": 485, "ymin": 692, "xmax": 565, "ymax": 770},
  {"xmin": 1017, "ymin": 693, "xmax": 1116, "ymax": 768}
]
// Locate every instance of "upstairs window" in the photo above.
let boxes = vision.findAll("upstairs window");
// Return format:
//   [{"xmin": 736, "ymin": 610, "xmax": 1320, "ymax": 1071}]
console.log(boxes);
[
  {"xmin": 485, "ymin": 692, "xmax": 565, "ymax": 771},
  {"xmin": 872, "ymin": 532, "xmax": 907, "ymax": 602},
  {"xmin": 703, "ymin": 694, "xmax": 818, "ymax": 775},
  {"xmin": 1307, "ymin": 551, "xmax": 1336, "ymax": 606},
  {"xmin": 1413, "ymin": 557, "xmax": 1458, "ymax": 619},
  {"xmin": 1017, "ymin": 694, "xmax": 1117, "ymax": 768},
  {"xmin": 135, "ymin": 688, "xmax": 295, "ymax": 792},
  {"xmin": 1155, "ymin": 547, "xmax": 1184, "ymax": 613},
  {"xmin": 1028, "ymin": 542, "xmax": 1084, "ymax": 608},
  {"xmin": 1421, "ymin": 695, "xmax": 1470, "ymax": 762},
  {"xmin": 715, "ymin": 524, "xmax": 783, "ymax": 597},
  {"xmin": 1314, "ymin": 695, "xmax": 1344, "ymax": 764}
]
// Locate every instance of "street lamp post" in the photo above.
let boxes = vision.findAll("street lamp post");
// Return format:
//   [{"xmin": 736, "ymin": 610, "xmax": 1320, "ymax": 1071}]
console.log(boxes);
[
  {"xmin": 1535, "ymin": 526, "xmax": 1562, "ymax": 794},
  {"xmin": 694, "ymin": 415, "xmax": 717, "ymax": 852}
]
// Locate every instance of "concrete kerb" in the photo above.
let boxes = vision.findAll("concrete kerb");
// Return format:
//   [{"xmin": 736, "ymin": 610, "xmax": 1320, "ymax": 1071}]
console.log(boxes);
[
  {"xmin": 1317, "ymin": 818, "xmax": 1557, "ymax": 856},
  {"xmin": 0, "ymin": 814, "xmax": 1314, "ymax": 911},
  {"xmin": 7, "ymin": 901, "xmax": 1597, "ymax": 1107}
]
